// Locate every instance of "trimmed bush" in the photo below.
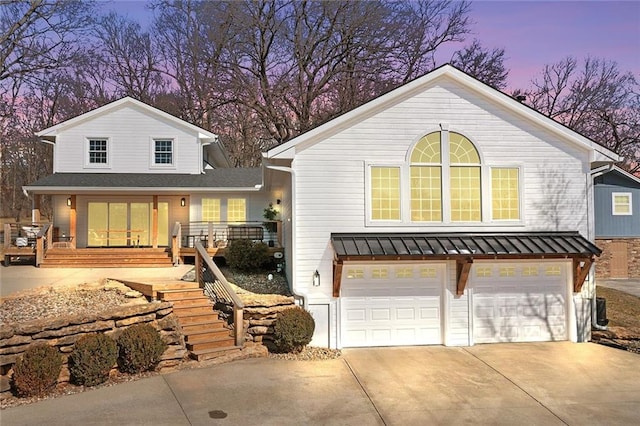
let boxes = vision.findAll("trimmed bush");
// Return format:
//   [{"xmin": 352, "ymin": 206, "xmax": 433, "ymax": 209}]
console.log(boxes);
[
  {"xmin": 226, "ymin": 239, "xmax": 271, "ymax": 272},
  {"xmin": 117, "ymin": 324, "xmax": 167, "ymax": 374},
  {"xmin": 272, "ymin": 307, "xmax": 315, "ymax": 353},
  {"xmin": 69, "ymin": 333, "xmax": 118, "ymax": 386},
  {"xmin": 12, "ymin": 343, "xmax": 62, "ymax": 397}
]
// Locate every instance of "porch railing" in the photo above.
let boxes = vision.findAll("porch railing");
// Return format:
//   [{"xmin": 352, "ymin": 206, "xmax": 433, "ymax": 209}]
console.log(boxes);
[
  {"xmin": 194, "ymin": 241, "xmax": 244, "ymax": 346},
  {"xmin": 2, "ymin": 222, "xmax": 51, "ymax": 266},
  {"xmin": 177, "ymin": 220, "xmax": 282, "ymax": 249}
]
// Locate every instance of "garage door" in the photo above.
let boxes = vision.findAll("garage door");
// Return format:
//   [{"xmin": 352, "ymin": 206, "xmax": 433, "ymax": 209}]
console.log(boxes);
[
  {"xmin": 340, "ymin": 263, "xmax": 444, "ymax": 347},
  {"xmin": 472, "ymin": 263, "xmax": 568, "ymax": 343}
]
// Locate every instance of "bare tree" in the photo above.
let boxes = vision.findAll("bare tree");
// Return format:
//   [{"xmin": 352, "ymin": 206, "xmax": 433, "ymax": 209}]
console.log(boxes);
[
  {"xmin": 451, "ymin": 38, "xmax": 508, "ymax": 89},
  {"xmin": 525, "ymin": 57, "xmax": 639, "ymax": 172}
]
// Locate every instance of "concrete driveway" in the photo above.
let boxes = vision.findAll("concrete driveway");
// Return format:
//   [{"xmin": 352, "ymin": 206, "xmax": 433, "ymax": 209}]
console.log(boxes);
[
  {"xmin": 2, "ymin": 342, "xmax": 638, "ymax": 425},
  {"xmin": 598, "ymin": 279, "xmax": 640, "ymax": 298}
]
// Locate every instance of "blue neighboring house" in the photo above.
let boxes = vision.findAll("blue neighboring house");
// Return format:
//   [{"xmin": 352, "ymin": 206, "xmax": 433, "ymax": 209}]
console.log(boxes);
[{"xmin": 593, "ymin": 165, "xmax": 640, "ymax": 278}]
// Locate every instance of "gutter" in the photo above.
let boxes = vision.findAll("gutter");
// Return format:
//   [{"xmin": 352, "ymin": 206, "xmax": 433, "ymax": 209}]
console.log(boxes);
[{"xmin": 263, "ymin": 159, "xmax": 309, "ymax": 309}]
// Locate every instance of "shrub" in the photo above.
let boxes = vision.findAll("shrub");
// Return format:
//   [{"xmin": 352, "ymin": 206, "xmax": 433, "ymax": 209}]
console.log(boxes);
[
  {"xmin": 69, "ymin": 333, "xmax": 118, "ymax": 386},
  {"xmin": 12, "ymin": 343, "xmax": 62, "ymax": 397},
  {"xmin": 272, "ymin": 308, "xmax": 315, "ymax": 353},
  {"xmin": 116, "ymin": 324, "xmax": 167, "ymax": 374},
  {"xmin": 226, "ymin": 239, "xmax": 271, "ymax": 272}
]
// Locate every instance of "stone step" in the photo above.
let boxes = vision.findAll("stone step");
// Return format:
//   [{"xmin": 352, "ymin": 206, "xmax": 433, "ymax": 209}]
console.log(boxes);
[{"xmin": 189, "ymin": 344, "xmax": 241, "ymax": 360}]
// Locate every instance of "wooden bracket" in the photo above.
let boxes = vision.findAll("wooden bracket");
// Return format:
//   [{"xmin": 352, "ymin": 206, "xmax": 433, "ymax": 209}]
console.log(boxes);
[
  {"xmin": 456, "ymin": 258, "xmax": 473, "ymax": 296},
  {"xmin": 573, "ymin": 256, "xmax": 594, "ymax": 292},
  {"xmin": 333, "ymin": 261, "xmax": 344, "ymax": 297}
]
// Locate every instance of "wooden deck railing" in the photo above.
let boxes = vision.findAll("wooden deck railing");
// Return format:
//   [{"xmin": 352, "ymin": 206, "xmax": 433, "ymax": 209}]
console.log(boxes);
[
  {"xmin": 194, "ymin": 241, "xmax": 245, "ymax": 346},
  {"xmin": 178, "ymin": 220, "xmax": 282, "ymax": 249},
  {"xmin": 171, "ymin": 221, "xmax": 182, "ymax": 265}
]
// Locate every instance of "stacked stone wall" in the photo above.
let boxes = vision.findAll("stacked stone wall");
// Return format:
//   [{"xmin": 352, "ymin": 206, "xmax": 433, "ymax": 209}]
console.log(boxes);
[
  {"xmin": 595, "ymin": 238, "xmax": 640, "ymax": 279},
  {"xmin": 0, "ymin": 302, "xmax": 187, "ymax": 396}
]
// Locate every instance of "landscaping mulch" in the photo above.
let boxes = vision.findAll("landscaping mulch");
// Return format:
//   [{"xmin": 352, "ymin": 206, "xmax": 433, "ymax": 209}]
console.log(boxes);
[{"xmin": 591, "ymin": 286, "xmax": 640, "ymax": 354}]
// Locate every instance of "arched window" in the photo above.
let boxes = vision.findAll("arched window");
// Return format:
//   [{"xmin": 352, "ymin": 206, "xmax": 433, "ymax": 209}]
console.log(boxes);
[{"xmin": 368, "ymin": 129, "xmax": 520, "ymax": 224}]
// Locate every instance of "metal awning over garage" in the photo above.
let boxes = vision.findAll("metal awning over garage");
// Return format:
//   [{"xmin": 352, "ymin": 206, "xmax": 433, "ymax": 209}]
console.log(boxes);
[{"xmin": 330, "ymin": 232, "xmax": 602, "ymax": 297}]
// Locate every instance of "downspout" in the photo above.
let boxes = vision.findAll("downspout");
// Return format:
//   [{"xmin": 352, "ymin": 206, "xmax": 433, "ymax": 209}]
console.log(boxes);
[
  {"xmin": 588, "ymin": 162, "xmax": 614, "ymax": 331},
  {"xmin": 264, "ymin": 161, "xmax": 308, "ymax": 309}
]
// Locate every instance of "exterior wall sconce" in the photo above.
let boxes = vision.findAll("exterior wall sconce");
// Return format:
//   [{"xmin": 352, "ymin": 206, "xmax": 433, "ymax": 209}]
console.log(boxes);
[
  {"xmin": 180, "ymin": 198, "xmax": 186, "ymax": 207},
  {"xmin": 276, "ymin": 199, "xmax": 281, "ymax": 205},
  {"xmin": 312, "ymin": 270, "xmax": 320, "ymax": 286},
  {"xmin": 67, "ymin": 197, "xmax": 72, "ymax": 207}
]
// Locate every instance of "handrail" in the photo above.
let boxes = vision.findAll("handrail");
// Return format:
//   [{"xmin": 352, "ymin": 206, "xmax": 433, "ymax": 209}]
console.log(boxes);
[
  {"xmin": 35, "ymin": 223, "xmax": 52, "ymax": 266},
  {"xmin": 194, "ymin": 240, "xmax": 244, "ymax": 346},
  {"xmin": 171, "ymin": 222, "xmax": 181, "ymax": 265}
]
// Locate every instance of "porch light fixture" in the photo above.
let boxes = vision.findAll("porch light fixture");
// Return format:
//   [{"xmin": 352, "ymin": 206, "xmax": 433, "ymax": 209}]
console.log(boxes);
[
  {"xmin": 276, "ymin": 199, "xmax": 281, "ymax": 205},
  {"xmin": 67, "ymin": 197, "xmax": 72, "ymax": 207},
  {"xmin": 312, "ymin": 270, "xmax": 320, "ymax": 287},
  {"xmin": 180, "ymin": 197, "xmax": 186, "ymax": 207}
]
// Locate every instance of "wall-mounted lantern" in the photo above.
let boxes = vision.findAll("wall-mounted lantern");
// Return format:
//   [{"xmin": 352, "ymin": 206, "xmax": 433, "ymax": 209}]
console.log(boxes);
[
  {"xmin": 67, "ymin": 197, "xmax": 72, "ymax": 207},
  {"xmin": 313, "ymin": 270, "xmax": 321, "ymax": 287},
  {"xmin": 180, "ymin": 197, "xmax": 186, "ymax": 207}
]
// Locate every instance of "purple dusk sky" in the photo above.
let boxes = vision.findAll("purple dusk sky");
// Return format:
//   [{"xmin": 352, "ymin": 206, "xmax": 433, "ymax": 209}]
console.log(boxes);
[{"xmin": 104, "ymin": 0, "xmax": 640, "ymax": 91}]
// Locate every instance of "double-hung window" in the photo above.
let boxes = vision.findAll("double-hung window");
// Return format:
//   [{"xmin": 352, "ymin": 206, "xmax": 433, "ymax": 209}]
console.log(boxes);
[
  {"xmin": 612, "ymin": 192, "xmax": 632, "ymax": 215},
  {"xmin": 153, "ymin": 139, "xmax": 173, "ymax": 165},
  {"xmin": 88, "ymin": 139, "xmax": 108, "ymax": 165}
]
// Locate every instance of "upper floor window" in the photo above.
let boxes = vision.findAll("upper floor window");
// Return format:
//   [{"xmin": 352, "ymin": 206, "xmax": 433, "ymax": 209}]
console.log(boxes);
[
  {"xmin": 612, "ymin": 192, "xmax": 632, "ymax": 215},
  {"xmin": 154, "ymin": 139, "xmax": 173, "ymax": 165},
  {"xmin": 368, "ymin": 129, "xmax": 521, "ymax": 224},
  {"xmin": 88, "ymin": 139, "xmax": 108, "ymax": 164}
]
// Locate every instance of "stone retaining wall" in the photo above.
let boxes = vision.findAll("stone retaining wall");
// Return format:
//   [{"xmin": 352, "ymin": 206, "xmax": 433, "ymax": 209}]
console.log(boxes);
[
  {"xmin": 216, "ymin": 291, "xmax": 296, "ymax": 351},
  {"xmin": 0, "ymin": 302, "xmax": 187, "ymax": 396}
]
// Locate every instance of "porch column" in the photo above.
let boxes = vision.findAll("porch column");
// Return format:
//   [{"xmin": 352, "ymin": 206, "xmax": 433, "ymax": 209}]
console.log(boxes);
[
  {"xmin": 69, "ymin": 195, "xmax": 77, "ymax": 248},
  {"xmin": 32, "ymin": 195, "xmax": 41, "ymax": 223},
  {"xmin": 152, "ymin": 195, "xmax": 158, "ymax": 248}
]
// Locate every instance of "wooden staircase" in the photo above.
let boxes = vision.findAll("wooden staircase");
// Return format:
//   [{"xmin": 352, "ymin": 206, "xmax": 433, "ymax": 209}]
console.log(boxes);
[
  {"xmin": 40, "ymin": 248, "xmax": 174, "ymax": 268},
  {"xmin": 157, "ymin": 288, "xmax": 241, "ymax": 361}
]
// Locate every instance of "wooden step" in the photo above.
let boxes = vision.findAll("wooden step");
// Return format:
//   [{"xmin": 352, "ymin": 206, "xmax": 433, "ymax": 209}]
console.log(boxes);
[
  {"xmin": 185, "ymin": 328, "xmax": 232, "ymax": 343},
  {"xmin": 40, "ymin": 248, "xmax": 173, "ymax": 268},
  {"xmin": 157, "ymin": 289, "xmax": 207, "ymax": 301},
  {"xmin": 170, "ymin": 298, "xmax": 212, "ymax": 309},
  {"xmin": 187, "ymin": 336, "xmax": 237, "ymax": 352},
  {"xmin": 190, "ymin": 346, "xmax": 243, "ymax": 361},
  {"xmin": 177, "ymin": 313, "xmax": 223, "ymax": 325},
  {"xmin": 180, "ymin": 320, "xmax": 227, "ymax": 333},
  {"xmin": 173, "ymin": 305, "xmax": 215, "ymax": 317}
]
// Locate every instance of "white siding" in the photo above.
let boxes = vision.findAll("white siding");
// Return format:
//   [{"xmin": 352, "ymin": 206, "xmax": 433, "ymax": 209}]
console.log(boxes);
[
  {"xmin": 443, "ymin": 260, "xmax": 470, "ymax": 346},
  {"xmin": 289, "ymin": 81, "xmax": 593, "ymax": 348},
  {"xmin": 53, "ymin": 104, "xmax": 202, "ymax": 174}
]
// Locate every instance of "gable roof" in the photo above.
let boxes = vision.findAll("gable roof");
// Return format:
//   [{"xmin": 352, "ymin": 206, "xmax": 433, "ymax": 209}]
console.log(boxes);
[
  {"xmin": 266, "ymin": 64, "xmax": 620, "ymax": 162},
  {"xmin": 593, "ymin": 164, "xmax": 640, "ymax": 188},
  {"xmin": 23, "ymin": 169, "xmax": 263, "ymax": 194},
  {"xmin": 36, "ymin": 96, "xmax": 232, "ymax": 168}
]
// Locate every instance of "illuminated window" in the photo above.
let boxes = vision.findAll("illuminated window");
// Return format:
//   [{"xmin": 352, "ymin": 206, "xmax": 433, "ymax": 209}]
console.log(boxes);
[
  {"xmin": 612, "ymin": 192, "xmax": 632, "ymax": 215},
  {"xmin": 499, "ymin": 267, "xmax": 515, "ymax": 277},
  {"xmin": 449, "ymin": 132, "xmax": 481, "ymax": 222},
  {"xmin": 395, "ymin": 267, "xmax": 414, "ymax": 278},
  {"xmin": 371, "ymin": 167, "xmax": 401, "ymax": 220},
  {"xmin": 420, "ymin": 267, "xmax": 437, "ymax": 278},
  {"xmin": 371, "ymin": 267, "xmax": 388, "ymax": 279},
  {"xmin": 476, "ymin": 267, "xmax": 492, "ymax": 277},
  {"xmin": 346, "ymin": 268, "xmax": 364, "ymax": 279},
  {"xmin": 522, "ymin": 266, "xmax": 538, "ymax": 276},
  {"xmin": 492, "ymin": 168, "xmax": 520, "ymax": 220},
  {"xmin": 202, "ymin": 199, "xmax": 220, "ymax": 222},
  {"xmin": 410, "ymin": 133, "xmax": 442, "ymax": 221},
  {"xmin": 545, "ymin": 265, "xmax": 561, "ymax": 276},
  {"xmin": 227, "ymin": 199, "xmax": 246, "ymax": 222}
]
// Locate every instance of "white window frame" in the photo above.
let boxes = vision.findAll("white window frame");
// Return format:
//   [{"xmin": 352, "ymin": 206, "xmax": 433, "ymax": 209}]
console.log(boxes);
[
  {"xmin": 488, "ymin": 165, "xmax": 524, "ymax": 223},
  {"xmin": 612, "ymin": 192, "xmax": 632, "ymax": 215},
  {"xmin": 366, "ymin": 162, "xmax": 404, "ymax": 225},
  {"xmin": 150, "ymin": 138, "xmax": 176, "ymax": 169},
  {"xmin": 84, "ymin": 137, "xmax": 110, "ymax": 169}
]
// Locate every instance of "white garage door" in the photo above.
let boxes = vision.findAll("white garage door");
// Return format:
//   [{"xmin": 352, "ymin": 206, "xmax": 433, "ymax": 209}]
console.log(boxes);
[
  {"xmin": 340, "ymin": 263, "xmax": 444, "ymax": 347},
  {"xmin": 472, "ymin": 262, "xmax": 568, "ymax": 343}
]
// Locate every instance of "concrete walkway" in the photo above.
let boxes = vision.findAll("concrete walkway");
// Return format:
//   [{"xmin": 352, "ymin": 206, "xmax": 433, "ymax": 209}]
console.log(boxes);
[
  {"xmin": 0, "ymin": 264, "xmax": 195, "ymax": 297},
  {"xmin": 598, "ymin": 279, "xmax": 640, "ymax": 298},
  {"xmin": 2, "ymin": 342, "xmax": 639, "ymax": 425}
]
